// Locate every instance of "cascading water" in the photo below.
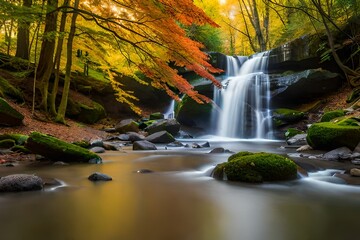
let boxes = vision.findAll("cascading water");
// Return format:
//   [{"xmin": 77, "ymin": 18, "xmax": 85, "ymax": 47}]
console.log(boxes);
[
  {"xmin": 164, "ymin": 99, "xmax": 175, "ymax": 119},
  {"xmin": 216, "ymin": 52, "xmax": 273, "ymax": 139}
]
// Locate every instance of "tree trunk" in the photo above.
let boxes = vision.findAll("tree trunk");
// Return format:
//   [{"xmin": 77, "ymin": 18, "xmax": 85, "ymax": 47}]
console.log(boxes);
[
  {"xmin": 15, "ymin": 0, "xmax": 32, "ymax": 60},
  {"xmin": 50, "ymin": 0, "xmax": 69, "ymax": 116},
  {"xmin": 36, "ymin": 0, "xmax": 58, "ymax": 111},
  {"xmin": 55, "ymin": 0, "xmax": 80, "ymax": 123}
]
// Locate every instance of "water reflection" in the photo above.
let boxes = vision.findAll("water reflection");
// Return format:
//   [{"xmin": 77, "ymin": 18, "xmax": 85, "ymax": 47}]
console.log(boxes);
[{"xmin": 0, "ymin": 145, "xmax": 360, "ymax": 240}]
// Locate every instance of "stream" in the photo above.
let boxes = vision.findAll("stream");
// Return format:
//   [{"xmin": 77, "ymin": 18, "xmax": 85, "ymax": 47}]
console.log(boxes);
[{"xmin": 1, "ymin": 140, "xmax": 360, "ymax": 240}]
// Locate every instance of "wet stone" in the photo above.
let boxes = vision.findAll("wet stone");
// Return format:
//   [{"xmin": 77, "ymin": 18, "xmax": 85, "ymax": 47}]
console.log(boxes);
[{"xmin": 88, "ymin": 172, "xmax": 112, "ymax": 181}]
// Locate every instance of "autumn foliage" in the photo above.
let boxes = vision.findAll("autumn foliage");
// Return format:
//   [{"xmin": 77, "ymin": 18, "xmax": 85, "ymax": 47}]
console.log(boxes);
[{"xmin": 78, "ymin": 0, "xmax": 222, "ymax": 105}]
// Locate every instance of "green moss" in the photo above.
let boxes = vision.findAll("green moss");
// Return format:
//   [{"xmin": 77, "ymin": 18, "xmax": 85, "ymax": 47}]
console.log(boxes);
[
  {"xmin": 285, "ymin": 128, "xmax": 304, "ymax": 140},
  {"xmin": 25, "ymin": 132, "xmax": 102, "ymax": 163},
  {"xmin": 335, "ymin": 117, "xmax": 360, "ymax": 126},
  {"xmin": 0, "ymin": 77, "xmax": 24, "ymax": 102},
  {"xmin": 11, "ymin": 145, "xmax": 31, "ymax": 154},
  {"xmin": 228, "ymin": 151, "xmax": 254, "ymax": 162},
  {"xmin": 212, "ymin": 162, "xmax": 227, "ymax": 180},
  {"xmin": 0, "ymin": 134, "xmax": 28, "ymax": 145},
  {"xmin": 149, "ymin": 112, "xmax": 164, "ymax": 120},
  {"xmin": 320, "ymin": 110, "xmax": 345, "ymax": 122},
  {"xmin": 307, "ymin": 121, "xmax": 360, "ymax": 150},
  {"xmin": 0, "ymin": 139, "xmax": 16, "ymax": 148},
  {"xmin": 273, "ymin": 108, "xmax": 305, "ymax": 124},
  {"xmin": 72, "ymin": 140, "xmax": 91, "ymax": 148},
  {"xmin": 0, "ymin": 97, "xmax": 24, "ymax": 126}
]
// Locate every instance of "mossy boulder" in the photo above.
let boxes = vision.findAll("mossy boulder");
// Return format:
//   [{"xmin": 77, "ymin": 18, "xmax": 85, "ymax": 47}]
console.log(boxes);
[
  {"xmin": 0, "ymin": 76, "xmax": 24, "ymax": 103},
  {"xmin": 307, "ymin": 119, "xmax": 360, "ymax": 150},
  {"xmin": 0, "ymin": 133, "xmax": 28, "ymax": 145},
  {"xmin": 320, "ymin": 110, "xmax": 346, "ymax": 122},
  {"xmin": 66, "ymin": 99, "xmax": 106, "ymax": 124},
  {"xmin": 145, "ymin": 119, "xmax": 180, "ymax": 136},
  {"xmin": 212, "ymin": 152, "xmax": 298, "ymax": 183},
  {"xmin": 25, "ymin": 132, "xmax": 102, "ymax": 163},
  {"xmin": 285, "ymin": 128, "xmax": 304, "ymax": 140},
  {"xmin": 273, "ymin": 108, "xmax": 305, "ymax": 127},
  {"xmin": 115, "ymin": 119, "xmax": 139, "ymax": 133},
  {"xmin": 149, "ymin": 112, "xmax": 164, "ymax": 120},
  {"xmin": 0, "ymin": 139, "xmax": 16, "ymax": 148},
  {"xmin": 0, "ymin": 97, "xmax": 24, "ymax": 126}
]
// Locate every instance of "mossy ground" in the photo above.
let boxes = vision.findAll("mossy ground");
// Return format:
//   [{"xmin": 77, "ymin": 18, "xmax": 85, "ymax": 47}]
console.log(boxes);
[{"xmin": 320, "ymin": 110, "xmax": 345, "ymax": 122}]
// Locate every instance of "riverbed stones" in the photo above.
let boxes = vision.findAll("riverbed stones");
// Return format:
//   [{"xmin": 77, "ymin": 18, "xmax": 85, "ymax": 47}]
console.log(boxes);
[
  {"xmin": 88, "ymin": 172, "xmax": 112, "ymax": 181},
  {"xmin": 286, "ymin": 134, "xmax": 308, "ymax": 145},
  {"xmin": 0, "ymin": 174, "xmax": 43, "ymax": 192},
  {"xmin": 323, "ymin": 147, "xmax": 352, "ymax": 161},
  {"xmin": 145, "ymin": 131, "xmax": 175, "ymax": 144},
  {"xmin": 350, "ymin": 168, "xmax": 360, "ymax": 177},
  {"xmin": 133, "ymin": 140, "xmax": 157, "ymax": 150}
]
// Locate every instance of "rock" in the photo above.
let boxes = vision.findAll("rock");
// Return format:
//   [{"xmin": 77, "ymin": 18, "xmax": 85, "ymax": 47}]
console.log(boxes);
[
  {"xmin": 133, "ymin": 140, "xmax": 157, "ymax": 150},
  {"xmin": 90, "ymin": 139, "xmax": 103, "ymax": 148},
  {"xmin": 286, "ymin": 134, "xmax": 308, "ymax": 145},
  {"xmin": 103, "ymin": 142, "xmax": 120, "ymax": 151},
  {"xmin": 145, "ymin": 119, "xmax": 180, "ymax": 136},
  {"xmin": 296, "ymin": 145, "xmax": 313, "ymax": 152},
  {"xmin": 353, "ymin": 142, "xmax": 360, "ymax": 153},
  {"xmin": 213, "ymin": 152, "xmax": 298, "ymax": 183},
  {"xmin": 53, "ymin": 161, "xmax": 69, "ymax": 166},
  {"xmin": 320, "ymin": 110, "xmax": 346, "ymax": 122},
  {"xmin": 350, "ymin": 168, "xmax": 360, "ymax": 177},
  {"xmin": 0, "ymin": 97, "xmax": 24, "ymax": 126},
  {"xmin": 25, "ymin": 132, "xmax": 102, "ymax": 163},
  {"xmin": 306, "ymin": 118, "xmax": 360, "ymax": 150},
  {"xmin": 323, "ymin": 147, "xmax": 352, "ymax": 161},
  {"xmin": 166, "ymin": 141, "xmax": 185, "ymax": 147},
  {"xmin": 0, "ymin": 139, "xmax": 16, "ymax": 149},
  {"xmin": 89, "ymin": 146, "xmax": 106, "ymax": 153},
  {"xmin": 352, "ymin": 159, "xmax": 360, "ymax": 165},
  {"xmin": 209, "ymin": 147, "xmax": 226, "ymax": 153},
  {"xmin": 103, "ymin": 127, "xmax": 116, "ymax": 133},
  {"xmin": 66, "ymin": 98, "xmax": 106, "ymax": 124},
  {"xmin": 175, "ymin": 130, "xmax": 193, "ymax": 139},
  {"xmin": 127, "ymin": 132, "xmax": 145, "ymax": 142},
  {"xmin": 273, "ymin": 108, "xmax": 305, "ymax": 127},
  {"xmin": 88, "ymin": 172, "xmax": 112, "ymax": 181},
  {"xmin": 149, "ymin": 112, "xmax": 164, "ymax": 120},
  {"xmin": 285, "ymin": 128, "xmax": 304, "ymax": 140},
  {"xmin": 192, "ymin": 142, "xmax": 210, "ymax": 148},
  {"xmin": 115, "ymin": 119, "xmax": 139, "ymax": 133},
  {"xmin": 0, "ymin": 174, "xmax": 43, "ymax": 192},
  {"xmin": 145, "ymin": 131, "xmax": 175, "ymax": 144},
  {"xmin": 117, "ymin": 134, "xmax": 130, "ymax": 141}
]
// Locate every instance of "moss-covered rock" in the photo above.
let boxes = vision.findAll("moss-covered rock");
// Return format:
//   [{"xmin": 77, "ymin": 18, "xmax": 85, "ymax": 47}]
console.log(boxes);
[
  {"xmin": 115, "ymin": 119, "xmax": 139, "ymax": 133},
  {"xmin": 0, "ymin": 76, "xmax": 24, "ymax": 102},
  {"xmin": 0, "ymin": 139, "xmax": 16, "ymax": 148},
  {"xmin": 307, "ymin": 119, "xmax": 360, "ymax": 150},
  {"xmin": 0, "ymin": 97, "xmax": 24, "ymax": 126},
  {"xmin": 149, "ymin": 112, "xmax": 164, "ymax": 120},
  {"xmin": 25, "ymin": 132, "xmax": 102, "ymax": 163},
  {"xmin": 273, "ymin": 108, "xmax": 305, "ymax": 127},
  {"xmin": 66, "ymin": 99, "xmax": 106, "ymax": 124},
  {"xmin": 285, "ymin": 128, "xmax": 304, "ymax": 140},
  {"xmin": 320, "ymin": 110, "xmax": 346, "ymax": 122},
  {"xmin": 145, "ymin": 119, "xmax": 180, "ymax": 136},
  {"xmin": 11, "ymin": 145, "xmax": 31, "ymax": 154},
  {"xmin": 212, "ymin": 152, "xmax": 298, "ymax": 183},
  {"xmin": 0, "ymin": 133, "xmax": 28, "ymax": 145}
]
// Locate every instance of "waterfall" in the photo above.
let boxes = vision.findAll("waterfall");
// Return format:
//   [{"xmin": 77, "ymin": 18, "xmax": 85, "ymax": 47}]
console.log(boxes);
[
  {"xmin": 164, "ymin": 99, "xmax": 175, "ymax": 119},
  {"xmin": 216, "ymin": 52, "xmax": 273, "ymax": 139}
]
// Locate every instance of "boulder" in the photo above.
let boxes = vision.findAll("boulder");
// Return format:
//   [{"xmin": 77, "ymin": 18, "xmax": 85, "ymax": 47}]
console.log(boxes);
[
  {"xmin": 89, "ymin": 146, "xmax": 106, "ymax": 153},
  {"xmin": 213, "ymin": 152, "xmax": 297, "ymax": 183},
  {"xmin": 286, "ymin": 134, "xmax": 308, "ymax": 145},
  {"xmin": 350, "ymin": 168, "xmax": 360, "ymax": 177},
  {"xmin": 0, "ymin": 97, "xmax": 24, "ymax": 126},
  {"xmin": 149, "ymin": 112, "xmax": 164, "ymax": 120},
  {"xmin": 285, "ymin": 128, "xmax": 304, "ymax": 140},
  {"xmin": 323, "ymin": 147, "xmax": 352, "ymax": 161},
  {"xmin": 25, "ymin": 132, "xmax": 102, "ymax": 163},
  {"xmin": 133, "ymin": 140, "xmax": 157, "ymax": 150},
  {"xmin": 127, "ymin": 132, "xmax": 145, "ymax": 142},
  {"xmin": 320, "ymin": 110, "xmax": 346, "ymax": 122},
  {"xmin": 66, "ymin": 99, "xmax": 106, "ymax": 124},
  {"xmin": 166, "ymin": 141, "xmax": 185, "ymax": 147},
  {"xmin": 88, "ymin": 172, "xmax": 112, "ymax": 181},
  {"xmin": 115, "ymin": 119, "xmax": 139, "ymax": 133},
  {"xmin": 306, "ymin": 119, "xmax": 360, "ymax": 150},
  {"xmin": 145, "ymin": 131, "xmax": 175, "ymax": 144},
  {"xmin": 0, "ymin": 174, "xmax": 43, "ymax": 192},
  {"xmin": 145, "ymin": 119, "xmax": 180, "ymax": 135},
  {"xmin": 272, "ymin": 108, "xmax": 305, "ymax": 127}
]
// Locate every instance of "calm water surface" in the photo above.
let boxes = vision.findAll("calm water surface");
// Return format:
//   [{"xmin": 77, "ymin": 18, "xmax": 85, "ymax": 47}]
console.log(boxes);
[{"xmin": 0, "ymin": 140, "xmax": 359, "ymax": 240}]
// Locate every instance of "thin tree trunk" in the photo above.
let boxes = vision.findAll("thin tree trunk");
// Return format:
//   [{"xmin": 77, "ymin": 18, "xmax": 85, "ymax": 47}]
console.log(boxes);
[
  {"xmin": 16, "ymin": 0, "xmax": 32, "ymax": 60},
  {"xmin": 50, "ymin": 0, "xmax": 69, "ymax": 116},
  {"xmin": 56, "ymin": 0, "xmax": 80, "ymax": 123},
  {"xmin": 36, "ymin": 0, "xmax": 58, "ymax": 112}
]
